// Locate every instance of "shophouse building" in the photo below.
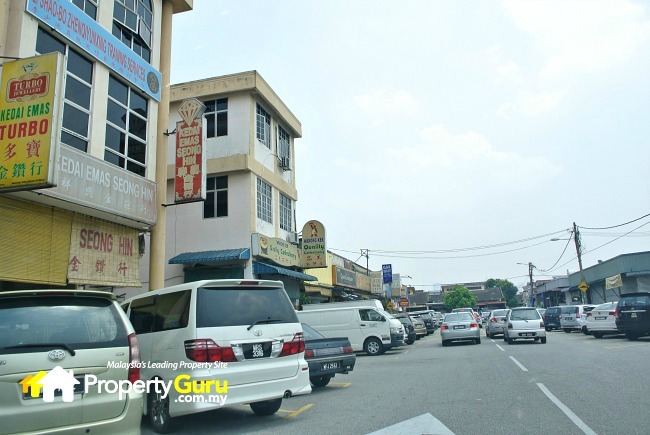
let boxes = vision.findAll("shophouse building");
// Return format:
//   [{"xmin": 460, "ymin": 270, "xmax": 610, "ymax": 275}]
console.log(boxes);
[{"xmin": 0, "ymin": 0, "xmax": 191, "ymax": 291}]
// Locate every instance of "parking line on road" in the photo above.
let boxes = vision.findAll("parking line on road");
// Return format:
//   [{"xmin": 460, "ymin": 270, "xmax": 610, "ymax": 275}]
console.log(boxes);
[
  {"xmin": 509, "ymin": 356, "xmax": 528, "ymax": 372},
  {"xmin": 605, "ymin": 343, "xmax": 647, "ymax": 350},
  {"xmin": 283, "ymin": 403, "xmax": 313, "ymax": 419},
  {"xmin": 328, "ymin": 382, "xmax": 351, "ymax": 388},
  {"xmin": 496, "ymin": 344, "xmax": 505, "ymax": 352},
  {"xmin": 537, "ymin": 383, "xmax": 597, "ymax": 435}
]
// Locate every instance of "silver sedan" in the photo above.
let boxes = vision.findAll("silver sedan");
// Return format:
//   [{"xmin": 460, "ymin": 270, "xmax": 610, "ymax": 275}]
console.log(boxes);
[{"xmin": 441, "ymin": 312, "xmax": 481, "ymax": 346}]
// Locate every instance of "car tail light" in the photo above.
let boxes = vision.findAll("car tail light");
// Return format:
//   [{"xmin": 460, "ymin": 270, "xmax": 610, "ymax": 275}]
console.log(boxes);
[
  {"xmin": 185, "ymin": 339, "xmax": 237, "ymax": 362},
  {"xmin": 470, "ymin": 323, "xmax": 478, "ymax": 328},
  {"xmin": 238, "ymin": 280, "xmax": 260, "ymax": 285},
  {"xmin": 508, "ymin": 323, "xmax": 513, "ymax": 329},
  {"xmin": 441, "ymin": 325, "xmax": 448, "ymax": 330},
  {"xmin": 615, "ymin": 307, "xmax": 620, "ymax": 318},
  {"xmin": 540, "ymin": 322, "xmax": 544, "ymax": 328},
  {"xmin": 128, "ymin": 333, "xmax": 140, "ymax": 383},
  {"xmin": 489, "ymin": 317, "xmax": 497, "ymax": 323},
  {"xmin": 586, "ymin": 312, "xmax": 592, "ymax": 317},
  {"xmin": 279, "ymin": 332, "xmax": 305, "ymax": 357},
  {"xmin": 609, "ymin": 311, "xmax": 615, "ymax": 316},
  {"xmin": 342, "ymin": 345, "xmax": 354, "ymax": 354},
  {"xmin": 304, "ymin": 349, "xmax": 314, "ymax": 358},
  {"xmin": 574, "ymin": 307, "xmax": 579, "ymax": 315}
]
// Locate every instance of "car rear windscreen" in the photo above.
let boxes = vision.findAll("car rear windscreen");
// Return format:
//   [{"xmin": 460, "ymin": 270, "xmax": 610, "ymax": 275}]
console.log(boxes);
[
  {"xmin": 196, "ymin": 286, "xmax": 299, "ymax": 328},
  {"xmin": 619, "ymin": 295, "xmax": 650, "ymax": 309},
  {"xmin": 0, "ymin": 296, "xmax": 128, "ymax": 352},
  {"xmin": 510, "ymin": 309, "xmax": 540, "ymax": 320}
]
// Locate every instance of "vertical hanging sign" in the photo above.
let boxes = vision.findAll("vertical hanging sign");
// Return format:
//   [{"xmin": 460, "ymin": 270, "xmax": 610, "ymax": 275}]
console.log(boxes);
[
  {"xmin": 174, "ymin": 98, "xmax": 206, "ymax": 203},
  {"xmin": 0, "ymin": 52, "xmax": 65, "ymax": 192},
  {"xmin": 301, "ymin": 220, "xmax": 327, "ymax": 268}
]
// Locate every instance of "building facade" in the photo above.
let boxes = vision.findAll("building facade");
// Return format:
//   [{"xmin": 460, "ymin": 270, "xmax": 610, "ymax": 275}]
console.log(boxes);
[
  {"xmin": 129, "ymin": 71, "xmax": 316, "ymax": 304},
  {"xmin": 0, "ymin": 0, "xmax": 191, "ymax": 292}
]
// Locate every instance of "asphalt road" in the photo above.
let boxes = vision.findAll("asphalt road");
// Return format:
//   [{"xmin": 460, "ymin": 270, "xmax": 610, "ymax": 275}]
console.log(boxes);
[{"xmin": 142, "ymin": 329, "xmax": 650, "ymax": 435}]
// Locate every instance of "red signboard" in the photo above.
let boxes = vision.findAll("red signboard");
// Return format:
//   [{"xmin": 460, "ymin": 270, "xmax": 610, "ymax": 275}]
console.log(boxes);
[{"xmin": 174, "ymin": 118, "xmax": 205, "ymax": 203}]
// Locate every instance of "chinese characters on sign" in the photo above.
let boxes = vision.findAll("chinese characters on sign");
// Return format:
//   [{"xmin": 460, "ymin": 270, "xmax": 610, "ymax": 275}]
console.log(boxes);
[
  {"xmin": 0, "ymin": 53, "xmax": 64, "ymax": 192},
  {"xmin": 174, "ymin": 99, "xmax": 206, "ymax": 204}
]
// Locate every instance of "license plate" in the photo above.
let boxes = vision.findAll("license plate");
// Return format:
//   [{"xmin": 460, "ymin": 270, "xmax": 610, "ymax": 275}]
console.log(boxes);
[
  {"xmin": 632, "ymin": 313, "xmax": 637, "ymax": 318},
  {"xmin": 522, "ymin": 333, "xmax": 534, "ymax": 336},
  {"xmin": 23, "ymin": 377, "xmax": 85, "ymax": 400},
  {"xmin": 322, "ymin": 362, "xmax": 340, "ymax": 370},
  {"xmin": 565, "ymin": 317, "xmax": 572, "ymax": 320},
  {"xmin": 595, "ymin": 316, "xmax": 606, "ymax": 320},
  {"xmin": 454, "ymin": 325, "xmax": 466, "ymax": 330},
  {"xmin": 243, "ymin": 342, "xmax": 272, "ymax": 359}
]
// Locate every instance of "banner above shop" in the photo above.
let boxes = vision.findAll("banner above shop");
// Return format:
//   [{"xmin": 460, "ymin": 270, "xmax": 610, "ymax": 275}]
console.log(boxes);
[
  {"xmin": 301, "ymin": 220, "xmax": 327, "ymax": 268},
  {"xmin": 174, "ymin": 99, "xmax": 206, "ymax": 204},
  {"xmin": 252, "ymin": 233, "xmax": 300, "ymax": 267},
  {"xmin": 26, "ymin": 0, "xmax": 162, "ymax": 101},
  {"xmin": 68, "ymin": 215, "xmax": 141, "ymax": 287},
  {"xmin": 0, "ymin": 52, "xmax": 64, "ymax": 192},
  {"xmin": 605, "ymin": 274, "xmax": 623, "ymax": 290}
]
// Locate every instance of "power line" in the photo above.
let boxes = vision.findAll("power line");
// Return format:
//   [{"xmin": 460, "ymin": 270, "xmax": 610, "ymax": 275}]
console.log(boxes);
[
  {"xmin": 537, "ymin": 231, "xmax": 573, "ymax": 272},
  {"xmin": 579, "ymin": 212, "xmax": 650, "ymax": 230}
]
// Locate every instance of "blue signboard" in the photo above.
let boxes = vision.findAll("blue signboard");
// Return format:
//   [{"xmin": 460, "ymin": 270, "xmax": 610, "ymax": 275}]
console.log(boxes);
[
  {"xmin": 26, "ymin": 0, "xmax": 162, "ymax": 101},
  {"xmin": 382, "ymin": 264, "xmax": 392, "ymax": 283}
]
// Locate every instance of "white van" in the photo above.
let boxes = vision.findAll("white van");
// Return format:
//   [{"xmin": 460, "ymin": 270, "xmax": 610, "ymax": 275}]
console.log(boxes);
[
  {"xmin": 301, "ymin": 299, "xmax": 385, "ymax": 311},
  {"xmin": 122, "ymin": 279, "xmax": 311, "ymax": 433},
  {"xmin": 297, "ymin": 305, "xmax": 404, "ymax": 356}
]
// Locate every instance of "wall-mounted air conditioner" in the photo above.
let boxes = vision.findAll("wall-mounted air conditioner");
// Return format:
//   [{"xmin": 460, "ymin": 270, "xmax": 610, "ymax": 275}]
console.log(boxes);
[
  {"xmin": 279, "ymin": 156, "xmax": 291, "ymax": 170},
  {"xmin": 286, "ymin": 231, "xmax": 298, "ymax": 244}
]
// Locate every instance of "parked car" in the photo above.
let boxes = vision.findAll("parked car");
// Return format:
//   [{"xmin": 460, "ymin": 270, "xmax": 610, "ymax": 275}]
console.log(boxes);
[
  {"xmin": 440, "ymin": 312, "xmax": 481, "ymax": 346},
  {"xmin": 615, "ymin": 292, "xmax": 650, "ymax": 341},
  {"xmin": 579, "ymin": 305, "xmax": 597, "ymax": 334},
  {"xmin": 481, "ymin": 311, "xmax": 491, "ymax": 326},
  {"xmin": 411, "ymin": 311, "xmax": 436, "ymax": 335},
  {"xmin": 586, "ymin": 301, "xmax": 619, "ymax": 338},
  {"xmin": 122, "ymin": 279, "xmax": 311, "ymax": 433},
  {"xmin": 408, "ymin": 315, "xmax": 428, "ymax": 339},
  {"xmin": 394, "ymin": 314, "xmax": 417, "ymax": 345},
  {"xmin": 504, "ymin": 307, "xmax": 546, "ymax": 344},
  {"xmin": 543, "ymin": 306, "xmax": 563, "ymax": 331},
  {"xmin": 537, "ymin": 308, "xmax": 547, "ymax": 318},
  {"xmin": 485, "ymin": 309, "xmax": 509, "ymax": 338},
  {"xmin": 301, "ymin": 323, "xmax": 355, "ymax": 388},
  {"xmin": 560, "ymin": 305, "xmax": 597, "ymax": 333},
  {"xmin": 0, "ymin": 290, "xmax": 143, "ymax": 435}
]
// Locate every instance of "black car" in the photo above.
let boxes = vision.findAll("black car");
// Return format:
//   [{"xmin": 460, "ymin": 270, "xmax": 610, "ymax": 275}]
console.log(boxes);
[
  {"xmin": 301, "ymin": 323, "xmax": 356, "ymax": 387},
  {"xmin": 412, "ymin": 311, "xmax": 436, "ymax": 334},
  {"xmin": 615, "ymin": 292, "xmax": 650, "ymax": 341},
  {"xmin": 394, "ymin": 315, "xmax": 417, "ymax": 344},
  {"xmin": 543, "ymin": 306, "xmax": 562, "ymax": 331}
]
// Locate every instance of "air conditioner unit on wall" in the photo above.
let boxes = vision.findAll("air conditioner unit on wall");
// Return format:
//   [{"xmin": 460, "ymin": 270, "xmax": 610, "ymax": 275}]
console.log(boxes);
[
  {"xmin": 287, "ymin": 231, "xmax": 298, "ymax": 244},
  {"xmin": 279, "ymin": 156, "xmax": 290, "ymax": 170}
]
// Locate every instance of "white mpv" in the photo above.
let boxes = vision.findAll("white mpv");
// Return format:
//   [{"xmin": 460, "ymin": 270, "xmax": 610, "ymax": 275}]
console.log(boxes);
[{"xmin": 122, "ymin": 279, "xmax": 311, "ymax": 433}]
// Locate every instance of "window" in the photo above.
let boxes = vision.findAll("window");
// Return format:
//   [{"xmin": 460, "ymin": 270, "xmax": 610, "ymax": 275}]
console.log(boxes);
[
  {"xmin": 105, "ymin": 75, "xmax": 149, "ymax": 177},
  {"xmin": 256, "ymin": 178, "xmax": 272, "ymax": 223},
  {"xmin": 36, "ymin": 29, "xmax": 93, "ymax": 153},
  {"xmin": 72, "ymin": 0, "xmax": 98, "ymax": 19},
  {"xmin": 204, "ymin": 176, "xmax": 228, "ymax": 218},
  {"xmin": 154, "ymin": 291, "xmax": 191, "ymax": 332},
  {"xmin": 277, "ymin": 125, "xmax": 290, "ymax": 163},
  {"xmin": 280, "ymin": 193, "xmax": 292, "ymax": 231},
  {"xmin": 113, "ymin": 0, "xmax": 153, "ymax": 62},
  {"xmin": 256, "ymin": 104, "xmax": 271, "ymax": 148},
  {"xmin": 205, "ymin": 98, "xmax": 228, "ymax": 138}
]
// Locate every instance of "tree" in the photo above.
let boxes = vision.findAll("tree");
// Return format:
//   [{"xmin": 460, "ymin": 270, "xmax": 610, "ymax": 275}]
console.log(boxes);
[
  {"xmin": 486, "ymin": 278, "xmax": 520, "ymax": 308},
  {"xmin": 444, "ymin": 285, "xmax": 478, "ymax": 310}
]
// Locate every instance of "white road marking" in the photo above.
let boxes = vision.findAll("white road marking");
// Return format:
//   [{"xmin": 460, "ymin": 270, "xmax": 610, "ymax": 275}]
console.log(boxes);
[
  {"xmin": 537, "ymin": 383, "xmax": 598, "ymax": 435},
  {"xmin": 496, "ymin": 344, "xmax": 505, "ymax": 351},
  {"xmin": 367, "ymin": 413, "xmax": 454, "ymax": 435},
  {"xmin": 509, "ymin": 356, "xmax": 528, "ymax": 371}
]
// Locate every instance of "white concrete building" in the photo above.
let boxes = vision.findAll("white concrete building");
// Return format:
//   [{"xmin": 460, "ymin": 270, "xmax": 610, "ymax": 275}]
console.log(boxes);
[{"xmin": 131, "ymin": 71, "xmax": 315, "ymax": 304}]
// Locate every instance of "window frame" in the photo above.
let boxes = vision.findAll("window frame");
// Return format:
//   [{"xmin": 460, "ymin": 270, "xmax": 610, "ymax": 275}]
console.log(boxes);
[
  {"xmin": 203, "ymin": 175, "xmax": 228, "ymax": 219},
  {"xmin": 204, "ymin": 98, "xmax": 228, "ymax": 138},
  {"xmin": 279, "ymin": 193, "xmax": 292, "ymax": 231},
  {"xmin": 256, "ymin": 104, "xmax": 271, "ymax": 148},
  {"xmin": 256, "ymin": 178, "xmax": 273, "ymax": 223}
]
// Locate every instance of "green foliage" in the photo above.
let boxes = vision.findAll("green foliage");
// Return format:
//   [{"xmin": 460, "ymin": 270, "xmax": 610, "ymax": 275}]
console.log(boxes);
[
  {"xmin": 486, "ymin": 278, "xmax": 520, "ymax": 308},
  {"xmin": 444, "ymin": 285, "xmax": 478, "ymax": 310}
]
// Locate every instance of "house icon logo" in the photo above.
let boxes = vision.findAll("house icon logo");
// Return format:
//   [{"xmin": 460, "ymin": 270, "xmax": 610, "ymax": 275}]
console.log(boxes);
[{"xmin": 20, "ymin": 366, "xmax": 80, "ymax": 402}]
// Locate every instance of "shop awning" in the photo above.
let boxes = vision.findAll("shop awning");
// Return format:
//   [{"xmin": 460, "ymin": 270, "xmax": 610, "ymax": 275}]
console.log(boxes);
[
  {"xmin": 626, "ymin": 271, "xmax": 650, "ymax": 277},
  {"xmin": 169, "ymin": 248, "xmax": 250, "ymax": 264},
  {"xmin": 252, "ymin": 261, "xmax": 317, "ymax": 281},
  {"xmin": 305, "ymin": 284, "xmax": 333, "ymax": 297}
]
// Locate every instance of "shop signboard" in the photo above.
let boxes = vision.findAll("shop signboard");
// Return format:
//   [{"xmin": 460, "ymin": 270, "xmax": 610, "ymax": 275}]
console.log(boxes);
[
  {"xmin": 356, "ymin": 272, "xmax": 371, "ymax": 292},
  {"xmin": 333, "ymin": 266, "xmax": 356, "ymax": 288},
  {"xmin": 26, "ymin": 0, "xmax": 162, "ymax": 101},
  {"xmin": 68, "ymin": 215, "xmax": 141, "ymax": 287},
  {"xmin": 0, "ymin": 53, "xmax": 64, "ymax": 192},
  {"xmin": 382, "ymin": 264, "xmax": 392, "ymax": 283},
  {"xmin": 174, "ymin": 99, "xmax": 206, "ymax": 203},
  {"xmin": 301, "ymin": 220, "xmax": 327, "ymax": 268},
  {"xmin": 251, "ymin": 233, "xmax": 300, "ymax": 267},
  {"xmin": 370, "ymin": 271, "xmax": 383, "ymax": 295}
]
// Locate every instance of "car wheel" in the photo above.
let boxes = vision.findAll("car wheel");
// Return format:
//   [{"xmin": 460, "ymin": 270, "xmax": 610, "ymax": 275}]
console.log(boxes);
[
  {"xmin": 582, "ymin": 326, "xmax": 589, "ymax": 335},
  {"xmin": 475, "ymin": 337, "xmax": 481, "ymax": 344},
  {"xmin": 250, "ymin": 398, "xmax": 283, "ymax": 416},
  {"xmin": 503, "ymin": 335, "xmax": 507, "ymax": 342},
  {"xmin": 364, "ymin": 337, "xmax": 383, "ymax": 356},
  {"xmin": 541, "ymin": 337, "xmax": 547, "ymax": 344},
  {"xmin": 310, "ymin": 375, "xmax": 331, "ymax": 388},
  {"xmin": 564, "ymin": 329, "xmax": 571, "ymax": 333},
  {"xmin": 545, "ymin": 327, "xmax": 551, "ymax": 332},
  {"xmin": 148, "ymin": 387, "xmax": 172, "ymax": 434},
  {"xmin": 507, "ymin": 337, "xmax": 514, "ymax": 344},
  {"xmin": 442, "ymin": 340, "xmax": 448, "ymax": 347},
  {"xmin": 592, "ymin": 332, "xmax": 603, "ymax": 339},
  {"xmin": 625, "ymin": 331, "xmax": 639, "ymax": 341}
]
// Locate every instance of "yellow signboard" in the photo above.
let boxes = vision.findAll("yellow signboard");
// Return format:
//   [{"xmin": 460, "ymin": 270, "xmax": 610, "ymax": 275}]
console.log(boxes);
[
  {"xmin": 578, "ymin": 281, "xmax": 589, "ymax": 292},
  {"xmin": 0, "ymin": 53, "xmax": 64, "ymax": 192}
]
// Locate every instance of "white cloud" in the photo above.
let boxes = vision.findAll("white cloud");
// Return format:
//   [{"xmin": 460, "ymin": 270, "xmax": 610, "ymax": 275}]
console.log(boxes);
[
  {"xmin": 352, "ymin": 89, "xmax": 418, "ymax": 125},
  {"xmin": 497, "ymin": 88, "xmax": 565, "ymax": 118}
]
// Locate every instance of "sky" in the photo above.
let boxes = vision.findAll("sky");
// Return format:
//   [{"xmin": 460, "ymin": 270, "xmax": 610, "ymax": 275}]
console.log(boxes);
[{"xmin": 170, "ymin": 0, "xmax": 650, "ymax": 291}]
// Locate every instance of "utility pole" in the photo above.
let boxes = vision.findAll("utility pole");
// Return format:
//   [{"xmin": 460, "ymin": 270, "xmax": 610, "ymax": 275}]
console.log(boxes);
[
  {"xmin": 528, "ymin": 262, "xmax": 534, "ymax": 307},
  {"xmin": 573, "ymin": 222, "xmax": 587, "ymax": 303},
  {"xmin": 360, "ymin": 249, "xmax": 369, "ymax": 275}
]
